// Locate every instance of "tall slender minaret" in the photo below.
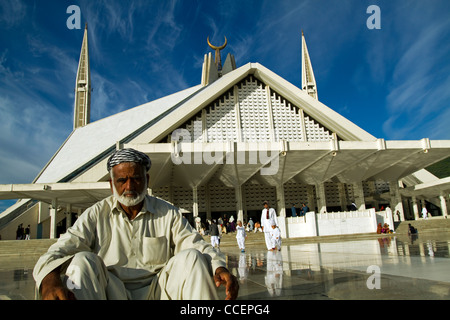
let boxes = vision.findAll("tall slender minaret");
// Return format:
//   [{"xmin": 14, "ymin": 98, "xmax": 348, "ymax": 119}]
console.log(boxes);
[
  {"xmin": 73, "ymin": 23, "xmax": 91, "ymax": 130},
  {"xmin": 301, "ymin": 31, "xmax": 318, "ymax": 100}
]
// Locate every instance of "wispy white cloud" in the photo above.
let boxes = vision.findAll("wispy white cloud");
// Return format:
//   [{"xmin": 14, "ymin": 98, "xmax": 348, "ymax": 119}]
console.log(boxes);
[
  {"xmin": 0, "ymin": 0, "xmax": 27, "ymax": 28},
  {"xmin": 383, "ymin": 16, "xmax": 450, "ymax": 139}
]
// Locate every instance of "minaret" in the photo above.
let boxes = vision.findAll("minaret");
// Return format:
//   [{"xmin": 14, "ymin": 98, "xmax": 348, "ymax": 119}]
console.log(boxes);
[
  {"xmin": 301, "ymin": 31, "xmax": 318, "ymax": 100},
  {"xmin": 73, "ymin": 23, "xmax": 91, "ymax": 130}
]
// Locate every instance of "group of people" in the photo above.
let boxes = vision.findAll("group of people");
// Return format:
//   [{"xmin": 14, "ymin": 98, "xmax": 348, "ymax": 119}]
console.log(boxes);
[
  {"xmin": 291, "ymin": 203, "xmax": 309, "ymax": 217},
  {"xmin": 376, "ymin": 223, "xmax": 393, "ymax": 234},
  {"xmin": 16, "ymin": 224, "xmax": 31, "ymax": 240},
  {"xmin": 232, "ymin": 202, "xmax": 282, "ymax": 253}
]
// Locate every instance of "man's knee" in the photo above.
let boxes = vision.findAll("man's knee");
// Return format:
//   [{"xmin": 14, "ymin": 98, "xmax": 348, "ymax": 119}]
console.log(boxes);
[
  {"xmin": 70, "ymin": 251, "xmax": 103, "ymax": 268},
  {"xmin": 66, "ymin": 251, "xmax": 106, "ymax": 280},
  {"xmin": 174, "ymin": 248, "xmax": 205, "ymax": 262},
  {"xmin": 172, "ymin": 249, "xmax": 211, "ymax": 273}
]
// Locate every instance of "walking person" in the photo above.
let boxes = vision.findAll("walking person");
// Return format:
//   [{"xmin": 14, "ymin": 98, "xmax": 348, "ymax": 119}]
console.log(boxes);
[
  {"xmin": 422, "ymin": 205, "xmax": 428, "ymax": 219},
  {"xmin": 236, "ymin": 221, "xmax": 247, "ymax": 253},
  {"xmin": 261, "ymin": 201, "xmax": 278, "ymax": 251},
  {"xmin": 269, "ymin": 222, "xmax": 282, "ymax": 251},
  {"xmin": 24, "ymin": 225, "xmax": 31, "ymax": 240},
  {"xmin": 209, "ymin": 219, "xmax": 220, "ymax": 249}
]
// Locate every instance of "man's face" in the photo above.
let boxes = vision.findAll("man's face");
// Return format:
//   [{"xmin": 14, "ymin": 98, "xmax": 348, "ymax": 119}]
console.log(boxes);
[
  {"xmin": 110, "ymin": 162, "xmax": 148, "ymax": 207},
  {"xmin": 264, "ymin": 203, "xmax": 269, "ymax": 209}
]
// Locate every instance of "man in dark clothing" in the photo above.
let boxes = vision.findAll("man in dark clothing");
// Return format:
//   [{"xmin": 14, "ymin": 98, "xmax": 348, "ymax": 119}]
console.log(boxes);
[{"xmin": 209, "ymin": 220, "xmax": 220, "ymax": 248}]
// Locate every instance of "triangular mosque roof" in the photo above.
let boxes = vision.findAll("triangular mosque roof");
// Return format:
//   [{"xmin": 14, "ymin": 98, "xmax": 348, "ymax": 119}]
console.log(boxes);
[
  {"xmin": 34, "ymin": 84, "xmax": 203, "ymax": 183},
  {"xmin": 35, "ymin": 62, "xmax": 379, "ymax": 185}
]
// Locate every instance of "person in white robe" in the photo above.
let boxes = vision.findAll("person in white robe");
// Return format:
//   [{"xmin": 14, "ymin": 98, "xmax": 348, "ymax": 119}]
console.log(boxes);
[
  {"xmin": 260, "ymin": 201, "xmax": 278, "ymax": 250},
  {"xmin": 33, "ymin": 148, "xmax": 238, "ymax": 300},
  {"xmin": 235, "ymin": 221, "xmax": 247, "ymax": 252},
  {"xmin": 269, "ymin": 222, "xmax": 282, "ymax": 251}
]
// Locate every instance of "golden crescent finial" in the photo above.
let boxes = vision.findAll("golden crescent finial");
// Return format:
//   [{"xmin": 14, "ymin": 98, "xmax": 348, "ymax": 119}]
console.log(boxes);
[{"xmin": 207, "ymin": 36, "xmax": 227, "ymax": 51}]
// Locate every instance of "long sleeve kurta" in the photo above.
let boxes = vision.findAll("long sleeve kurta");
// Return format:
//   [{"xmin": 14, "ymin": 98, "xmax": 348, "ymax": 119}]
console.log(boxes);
[
  {"xmin": 33, "ymin": 195, "xmax": 226, "ymax": 291},
  {"xmin": 261, "ymin": 208, "xmax": 278, "ymax": 232}
]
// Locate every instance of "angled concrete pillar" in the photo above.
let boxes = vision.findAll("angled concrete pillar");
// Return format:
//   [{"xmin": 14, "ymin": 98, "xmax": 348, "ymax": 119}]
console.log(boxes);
[
  {"xmin": 412, "ymin": 195, "xmax": 420, "ymax": 220},
  {"xmin": 66, "ymin": 204, "xmax": 72, "ymax": 230},
  {"xmin": 206, "ymin": 185, "xmax": 212, "ymax": 221},
  {"xmin": 353, "ymin": 181, "xmax": 366, "ymax": 211},
  {"xmin": 307, "ymin": 185, "xmax": 315, "ymax": 211},
  {"xmin": 439, "ymin": 191, "xmax": 448, "ymax": 218},
  {"xmin": 50, "ymin": 199, "xmax": 58, "ymax": 239},
  {"xmin": 315, "ymin": 183, "xmax": 327, "ymax": 213},
  {"xmin": 235, "ymin": 185, "xmax": 244, "ymax": 223},
  {"xmin": 192, "ymin": 186, "xmax": 199, "ymax": 218},
  {"xmin": 338, "ymin": 183, "xmax": 347, "ymax": 211},
  {"xmin": 390, "ymin": 181, "xmax": 405, "ymax": 221}
]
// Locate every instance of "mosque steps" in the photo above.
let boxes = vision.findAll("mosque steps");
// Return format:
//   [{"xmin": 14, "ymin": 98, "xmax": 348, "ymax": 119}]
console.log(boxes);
[
  {"xmin": 0, "ymin": 239, "xmax": 56, "ymax": 271},
  {"xmin": 394, "ymin": 218, "xmax": 450, "ymax": 234},
  {"xmin": 0, "ymin": 239, "xmax": 56, "ymax": 256}
]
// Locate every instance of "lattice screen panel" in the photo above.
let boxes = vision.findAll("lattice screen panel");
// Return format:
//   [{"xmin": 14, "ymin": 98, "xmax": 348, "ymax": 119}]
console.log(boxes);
[
  {"xmin": 284, "ymin": 183, "xmax": 309, "ymax": 207},
  {"xmin": 238, "ymin": 76, "xmax": 271, "ymax": 142},
  {"xmin": 270, "ymin": 93, "xmax": 304, "ymax": 141},
  {"xmin": 208, "ymin": 184, "xmax": 236, "ymax": 212},
  {"xmin": 244, "ymin": 183, "xmax": 276, "ymax": 210},
  {"xmin": 324, "ymin": 182, "xmax": 341, "ymax": 206},
  {"xmin": 205, "ymin": 89, "xmax": 237, "ymax": 142},
  {"xmin": 304, "ymin": 113, "xmax": 334, "ymax": 141},
  {"xmin": 374, "ymin": 181, "xmax": 390, "ymax": 194},
  {"xmin": 344, "ymin": 184, "xmax": 355, "ymax": 203},
  {"xmin": 152, "ymin": 186, "xmax": 171, "ymax": 202},
  {"xmin": 172, "ymin": 186, "xmax": 193, "ymax": 213}
]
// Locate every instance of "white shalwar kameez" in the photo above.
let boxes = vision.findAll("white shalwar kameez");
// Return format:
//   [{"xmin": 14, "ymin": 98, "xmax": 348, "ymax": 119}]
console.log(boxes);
[
  {"xmin": 236, "ymin": 226, "xmax": 246, "ymax": 251},
  {"xmin": 261, "ymin": 207, "xmax": 278, "ymax": 250},
  {"xmin": 33, "ymin": 195, "xmax": 226, "ymax": 300},
  {"xmin": 270, "ymin": 227, "xmax": 282, "ymax": 250}
]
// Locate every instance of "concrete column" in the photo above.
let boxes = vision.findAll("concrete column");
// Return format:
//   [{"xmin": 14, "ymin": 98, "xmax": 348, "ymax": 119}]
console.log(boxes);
[
  {"xmin": 367, "ymin": 181, "xmax": 377, "ymax": 209},
  {"xmin": 276, "ymin": 184, "xmax": 286, "ymax": 218},
  {"xmin": 353, "ymin": 181, "xmax": 366, "ymax": 211},
  {"xmin": 439, "ymin": 191, "xmax": 448, "ymax": 218},
  {"xmin": 205, "ymin": 184, "xmax": 212, "ymax": 221},
  {"xmin": 315, "ymin": 183, "xmax": 327, "ymax": 213},
  {"xmin": 338, "ymin": 183, "xmax": 347, "ymax": 211},
  {"xmin": 192, "ymin": 186, "xmax": 199, "ymax": 218},
  {"xmin": 276, "ymin": 183, "xmax": 288, "ymax": 239},
  {"xmin": 235, "ymin": 185, "xmax": 244, "ymax": 223},
  {"xmin": 390, "ymin": 181, "xmax": 405, "ymax": 221},
  {"xmin": 307, "ymin": 185, "xmax": 315, "ymax": 211},
  {"xmin": 412, "ymin": 195, "xmax": 420, "ymax": 220},
  {"xmin": 66, "ymin": 204, "xmax": 72, "ymax": 230},
  {"xmin": 50, "ymin": 198, "xmax": 58, "ymax": 239}
]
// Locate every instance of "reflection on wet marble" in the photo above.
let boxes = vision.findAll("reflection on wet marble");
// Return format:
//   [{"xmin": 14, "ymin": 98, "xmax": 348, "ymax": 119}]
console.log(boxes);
[
  {"xmin": 1, "ymin": 233, "xmax": 450, "ymax": 299},
  {"xmin": 219, "ymin": 233, "xmax": 450, "ymax": 300}
]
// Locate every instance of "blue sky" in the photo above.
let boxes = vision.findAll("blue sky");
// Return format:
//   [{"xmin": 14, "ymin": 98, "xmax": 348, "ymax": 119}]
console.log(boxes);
[{"xmin": 0, "ymin": 0, "xmax": 449, "ymax": 211}]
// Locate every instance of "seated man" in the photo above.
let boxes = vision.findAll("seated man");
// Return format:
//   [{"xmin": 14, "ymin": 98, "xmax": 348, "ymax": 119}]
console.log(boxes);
[{"xmin": 33, "ymin": 148, "xmax": 238, "ymax": 300}]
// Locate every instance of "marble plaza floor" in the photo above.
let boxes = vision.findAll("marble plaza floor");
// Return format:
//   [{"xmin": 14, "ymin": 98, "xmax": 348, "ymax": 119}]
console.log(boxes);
[{"xmin": 1, "ymin": 231, "xmax": 450, "ymax": 300}]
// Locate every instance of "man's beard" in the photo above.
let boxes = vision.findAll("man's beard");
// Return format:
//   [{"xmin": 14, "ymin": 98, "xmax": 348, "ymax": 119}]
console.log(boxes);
[{"xmin": 112, "ymin": 182, "xmax": 147, "ymax": 207}]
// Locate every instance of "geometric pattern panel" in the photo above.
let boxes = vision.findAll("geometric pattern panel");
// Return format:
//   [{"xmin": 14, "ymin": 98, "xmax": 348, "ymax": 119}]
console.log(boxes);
[
  {"xmin": 206, "ymin": 89, "xmax": 237, "ymax": 142},
  {"xmin": 303, "ymin": 112, "xmax": 334, "ymax": 141},
  {"xmin": 271, "ymin": 93, "xmax": 304, "ymax": 141},
  {"xmin": 175, "ymin": 75, "xmax": 338, "ymax": 143},
  {"xmin": 284, "ymin": 183, "xmax": 309, "ymax": 207},
  {"xmin": 244, "ymin": 183, "xmax": 276, "ymax": 210},
  {"xmin": 208, "ymin": 184, "xmax": 236, "ymax": 212},
  {"xmin": 324, "ymin": 182, "xmax": 341, "ymax": 206},
  {"xmin": 238, "ymin": 76, "xmax": 271, "ymax": 142}
]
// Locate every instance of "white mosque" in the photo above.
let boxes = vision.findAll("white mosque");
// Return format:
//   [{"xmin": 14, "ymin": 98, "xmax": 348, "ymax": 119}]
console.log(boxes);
[{"xmin": 0, "ymin": 26, "xmax": 449, "ymax": 240}]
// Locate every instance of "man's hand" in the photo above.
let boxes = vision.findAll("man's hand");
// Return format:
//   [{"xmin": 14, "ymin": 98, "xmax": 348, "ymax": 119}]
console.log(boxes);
[
  {"xmin": 214, "ymin": 267, "xmax": 239, "ymax": 300},
  {"xmin": 40, "ymin": 268, "xmax": 76, "ymax": 300}
]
